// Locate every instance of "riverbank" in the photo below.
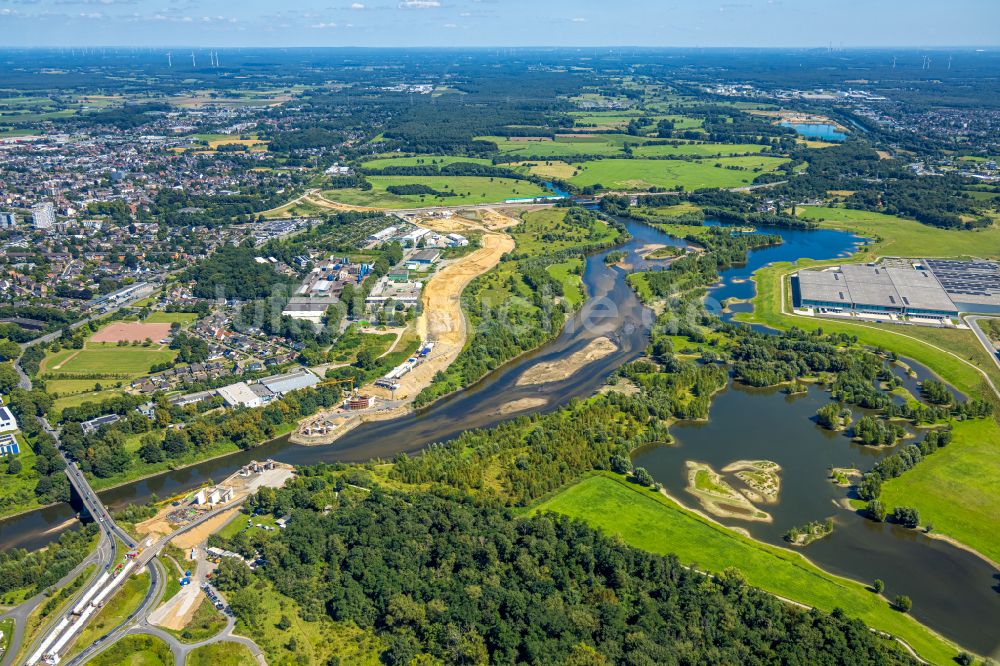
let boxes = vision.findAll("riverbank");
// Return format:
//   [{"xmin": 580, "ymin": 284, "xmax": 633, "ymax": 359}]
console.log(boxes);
[
  {"xmin": 290, "ymin": 212, "xmax": 518, "ymax": 446},
  {"xmin": 734, "ymin": 259, "xmax": 1000, "ymax": 568},
  {"xmin": 533, "ymin": 472, "xmax": 963, "ymax": 665}
]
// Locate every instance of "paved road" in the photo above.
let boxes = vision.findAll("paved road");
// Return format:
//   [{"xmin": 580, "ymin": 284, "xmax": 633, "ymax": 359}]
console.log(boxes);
[
  {"xmin": 10, "ymin": 417, "xmax": 145, "ymax": 666},
  {"xmin": 13, "ymin": 281, "xmax": 162, "ymax": 391},
  {"xmin": 0, "ymin": 539, "xmax": 113, "ymax": 666},
  {"xmin": 963, "ymin": 315, "xmax": 1000, "ymax": 374},
  {"xmin": 85, "ymin": 575, "xmax": 266, "ymax": 666},
  {"xmin": 63, "ymin": 559, "xmax": 167, "ymax": 666},
  {"xmin": 66, "ymin": 507, "xmax": 267, "ymax": 666}
]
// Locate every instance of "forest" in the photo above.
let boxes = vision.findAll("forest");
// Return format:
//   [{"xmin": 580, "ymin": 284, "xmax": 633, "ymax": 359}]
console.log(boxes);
[
  {"xmin": 0, "ymin": 524, "xmax": 98, "ymax": 598},
  {"xmin": 219, "ymin": 481, "xmax": 915, "ymax": 666},
  {"xmin": 185, "ymin": 242, "xmax": 287, "ymax": 300}
]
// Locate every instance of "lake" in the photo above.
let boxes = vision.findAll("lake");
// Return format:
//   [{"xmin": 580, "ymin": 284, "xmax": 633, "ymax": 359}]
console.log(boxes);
[{"xmin": 780, "ymin": 121, "xmax": 847, "ymax": 142}]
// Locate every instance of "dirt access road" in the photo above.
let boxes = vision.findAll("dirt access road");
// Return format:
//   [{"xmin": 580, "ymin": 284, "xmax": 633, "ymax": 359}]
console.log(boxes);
[
  {"xmin": 373, "ymin": 209, "xmax": 517, "ymax": 401},
  {"xmin": 292, "ymin": 208, "xmax": 520, "ymax": 444}
]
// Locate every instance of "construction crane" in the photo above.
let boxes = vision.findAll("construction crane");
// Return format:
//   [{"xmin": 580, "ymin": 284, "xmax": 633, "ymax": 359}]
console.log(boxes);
[{"xmin": 320, "ymin": 377, "xmax": 358, "ymax": 396}]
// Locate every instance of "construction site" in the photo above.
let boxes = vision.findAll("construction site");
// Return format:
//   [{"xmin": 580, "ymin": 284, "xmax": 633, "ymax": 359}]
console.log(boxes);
[{"xmin": 292, "ymin": 209, "xmax": 519, "ymax": 445}]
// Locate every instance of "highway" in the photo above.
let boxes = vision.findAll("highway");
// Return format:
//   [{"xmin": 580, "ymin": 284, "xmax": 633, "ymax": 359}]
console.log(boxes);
[
  {"xmin": 14, "ymin": 417, "xmax": 153, "ymax": 666},
  {"xmin": 13, "ymin": 456, "xmax": 250, "ymax": 665}
]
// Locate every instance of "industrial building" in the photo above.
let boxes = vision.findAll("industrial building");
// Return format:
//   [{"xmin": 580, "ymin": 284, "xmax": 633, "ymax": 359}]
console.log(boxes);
[
  {"xmin": 281, "ymin": 296, "xmax": 340, "ymax": 325},
  {"xmin": 409, "ymin": 249, "xmax": 441, "ymax": 265},
  {"xmin": 217, "ymin": 381, "xmax": 266, "ymax": 408},
  {"xmin": 924, "ymin": 258, "xmax": 1000, "ymax": 313},
  {"xmin": 367, "ymin": 225, "xmax": 398, "ymax": 244},
  {"xmin": 365, "ymin": 276, "xmax": 423, "ymax": 307},
  {"xmin": 796, "ymin": 263, "xmax": 959, "ymax": 319},
  {"xmin": 0, "ymin": 405, "xmax": 18, "ymax": 433},
  {"xmin": 258, "ymin": 367, "xmax": 320, "ymax": 396}
]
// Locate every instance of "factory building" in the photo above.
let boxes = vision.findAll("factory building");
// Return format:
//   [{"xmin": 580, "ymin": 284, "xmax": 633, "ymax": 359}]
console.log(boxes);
[
  {"xmin": 0, "ymin": 405, "xmax": 18, "ymax": 433},
  {"xmin": 257, "ymin": 367, "xmax": 320, "ymax": 396},
  {"xmin": 796, "ymin": 264, "xmax": 959, "ymax": 319},
  {"xmin": 281, "ymin": 296, "xmax": 340, "ymax": 325}
]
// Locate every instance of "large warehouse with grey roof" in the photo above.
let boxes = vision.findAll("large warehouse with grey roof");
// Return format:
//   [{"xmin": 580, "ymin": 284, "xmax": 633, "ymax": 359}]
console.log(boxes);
[{"xmin": 796, "ymin": 262, "xmax": 959, "ymax": 319}]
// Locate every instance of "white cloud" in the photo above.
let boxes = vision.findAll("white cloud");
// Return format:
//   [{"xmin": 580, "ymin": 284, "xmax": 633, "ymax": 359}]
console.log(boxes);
[
  {"xmin": 311, "ymin": 21, "xmax": 338, "ymax": 28},
  {"xmin": 399, "ymin": 0, "xmax": 440, "ymax": 8},
  {"xmin": 350, "ymin": 2, "xmax": 365, "ymax": 8}
]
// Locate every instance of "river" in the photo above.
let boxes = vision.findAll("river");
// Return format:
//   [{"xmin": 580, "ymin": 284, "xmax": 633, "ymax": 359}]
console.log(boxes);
[{"xmin": 2, "ymin": 217, "xmax": 997, "ymax": 654}]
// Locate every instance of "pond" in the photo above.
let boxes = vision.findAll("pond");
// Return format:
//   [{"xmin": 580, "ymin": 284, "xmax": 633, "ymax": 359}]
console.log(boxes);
[{"xmin": 780, "ymin": 121, "xmax": 847, "ymax": 142}]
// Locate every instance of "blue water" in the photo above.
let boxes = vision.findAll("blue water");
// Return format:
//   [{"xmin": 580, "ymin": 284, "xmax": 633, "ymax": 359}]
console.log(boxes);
[
  {"xmin": 543, "ymin": 181, "xmax": 571, "ymax": 198},
  {"xmin": 701, "ymin": 221, "xmax": 865, "ymax": 328},
  {"xmin": 780, "ymin": 122, "xmax": 847, "ymax": 142}
]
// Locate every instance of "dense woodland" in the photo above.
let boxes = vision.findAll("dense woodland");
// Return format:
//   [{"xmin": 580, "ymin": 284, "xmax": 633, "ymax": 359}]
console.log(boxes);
[
  {"xmin": 0, "ymin": 524, "xmax": 97, "ymax": 597},
  {"xmin": 218, "ymin": 480, "xmax": 914, "ymax": 665}
]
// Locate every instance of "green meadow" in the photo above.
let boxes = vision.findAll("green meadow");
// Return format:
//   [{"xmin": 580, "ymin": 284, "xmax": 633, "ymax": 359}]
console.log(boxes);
[
  {"xmin": 533, "ymin": 473, "xmax": 960, "ymax": 665},
  {"xmin": 476, "ymin": 134, "xmax": 630, "ymax": 157},
  {"xmin": 360, "ymin": 155, "xmax": 492, "ymax": 169},
  {"xmin": 323, "ymin": 175, "xmax": 549, "ymax": 208},
  {"xmin": 880, "ymin": 417, "xmax": 1000, "ymax": 566},
  {"xmin": 633, "ymin": 142, "xmax": 772, "ymax": 158},
  {"xmin": 796, "ymin": 206, "xmax": 1000, "ymax": 259},
  {"xmin": 569, "ymin": 156, "xmax": 788, "ymax": 190}
]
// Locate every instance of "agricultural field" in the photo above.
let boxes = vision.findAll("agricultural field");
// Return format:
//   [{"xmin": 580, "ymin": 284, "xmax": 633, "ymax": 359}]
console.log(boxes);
[
  {"xmin": 360, "ymin": 155, "xmax": 492, "ymax": 169},
  {"xmin": 796, "ymin": 206, "xmax": 1000, "ymax": 259},
  {"xmin": 532, "ymin": 472, "xmax": 959, "ymax": 665},
  {"xmin": 632, "ymin": 142, "xmax": 772, "ymax": 158},
  {"xmin": 569, "ymin": 156, "xmax": 788, "ymax": 191},
  {"xmin": 569, "ymin": 112, "xmax": 703, "ymax": 131},
  {"xmin": 510, "ymin": 160, "xmax": 579, "ymax": 180},
  {"xmin": 190, "ymin": 133, "xmax": 267, "ymax": 152},
  {"xmin": 476, "ymin": 134, "xmax": 631, "ymax": 157},
  {"xmin": 322, "ymin": 175, "xmax": 549, "ymax": 208}
]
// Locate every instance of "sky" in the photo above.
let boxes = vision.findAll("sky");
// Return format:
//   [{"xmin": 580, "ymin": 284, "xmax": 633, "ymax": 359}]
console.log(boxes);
[{"xmin": 0, "ymin": 0, "xmax": 998, "ymax": 48}]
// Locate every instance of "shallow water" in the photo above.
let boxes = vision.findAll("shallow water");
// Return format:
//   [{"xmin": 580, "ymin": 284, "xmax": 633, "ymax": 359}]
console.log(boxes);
[{"xmin": 4, "ymin": 217, "xmax": 996, "ymax": 654}]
